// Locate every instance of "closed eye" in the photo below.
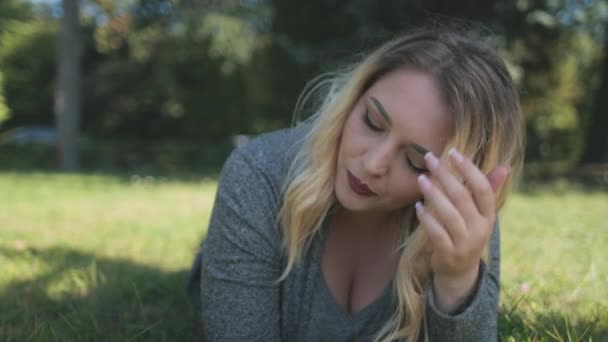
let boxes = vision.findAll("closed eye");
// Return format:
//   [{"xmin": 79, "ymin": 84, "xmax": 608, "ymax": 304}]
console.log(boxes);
[
  {"xmin": 363, "ymin": 109, "xmax": 383, "ymax": 132},
  {"xmin": 406, "ymin": 157, "xmax": 428, "ymax": 174}
]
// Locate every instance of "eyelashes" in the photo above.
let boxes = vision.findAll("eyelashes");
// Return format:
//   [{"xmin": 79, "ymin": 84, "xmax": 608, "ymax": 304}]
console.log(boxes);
[
  {"xmin": 406, "ymin": 158, "xmax": 427, "ymax": 174},
  {"xmin": 362, "ymin": 108, "xmax": 428, "ymax": 174},
  {"xmin": 363, "ymin": 109, "xmax": 382, "ymax": 132}
]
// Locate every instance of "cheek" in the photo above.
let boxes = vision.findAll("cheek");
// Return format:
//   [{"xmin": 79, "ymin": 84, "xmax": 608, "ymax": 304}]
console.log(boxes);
[
  {"xmin": 388, "ymin": 175, "xmax": 421, "ymax": 203},
  {"xmin": 345, "ymin": 111, "xmax": 362, "ymax": 136},
  {"xmin": 342, "ymin": 111, "xmax": 375, "ymax": 154},
  {"xmin": 340, "ymin": 114, "xmax": 362, "ymax": 154}
]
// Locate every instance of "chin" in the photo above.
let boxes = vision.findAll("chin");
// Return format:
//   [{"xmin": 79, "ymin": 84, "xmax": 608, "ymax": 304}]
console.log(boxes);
[{"xmin": 334, "ymin": 174, "xmax": 372, "ymax": 212}]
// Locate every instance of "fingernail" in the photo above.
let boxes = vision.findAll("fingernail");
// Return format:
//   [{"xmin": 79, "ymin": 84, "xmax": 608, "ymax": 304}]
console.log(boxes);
[
  {"xmin": 449, "ymin": 148, "xmax": 463, "ymax": 163},
  {"xmin": 418, "ymin": 174, "xmax": 431, "ymax": 190},
  {"xmin": 424, "ymin": 152, "xmax": 439, "ymax": 169},
  {"xmin": 415, "ymin": 201, "xmax": 424, "ymax": 213}
]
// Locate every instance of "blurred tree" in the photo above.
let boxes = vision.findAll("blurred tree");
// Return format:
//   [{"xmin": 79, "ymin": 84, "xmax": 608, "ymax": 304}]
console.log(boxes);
[
  {"xmin": 580, "ymin": 32, "xmax": 608, "ymax": 164},
  {"xmin": 0, "ymin": 0, "xmax": 31, "ymax": 27},
  {"xmin": 0, "ymin": 0, "xmax": 606, "ymax": 168},
  {"xmin": 0, "ymin": 0, "xmax": 33, "ymax": 127},
  {"xmin": 0, "ymin": 20, "xmax": 58, "ymax": 128},
  {"xmin": 78, "ymin": 0, "xmax": 272, "ymax": 139},
  {"xmin": 514, "ymin": 28, "xmax": 600, "ymax": 161},
  {"xmin": 55, "ymin": 0, "xmax": 83, "ymax": 170},
  {"xmin": 0, "ymin": 72, "xmax": 8, "ymax": 125}
]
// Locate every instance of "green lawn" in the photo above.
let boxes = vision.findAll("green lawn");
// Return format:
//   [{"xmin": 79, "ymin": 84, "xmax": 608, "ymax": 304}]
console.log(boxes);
[{"xmin": 1, "ymin": 172, "xmax": 606, "ymax": 341}]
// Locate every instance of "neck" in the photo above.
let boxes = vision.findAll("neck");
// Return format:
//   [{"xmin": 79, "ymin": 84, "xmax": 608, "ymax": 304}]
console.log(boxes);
[{"xmin": 334, "ymin": 206, "xmax": 399, "ymax": 232}]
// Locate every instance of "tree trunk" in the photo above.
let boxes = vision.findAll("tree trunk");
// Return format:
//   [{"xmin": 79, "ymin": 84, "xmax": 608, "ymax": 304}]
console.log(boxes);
[
  {"xmin": 54, "ymin": 0, "xmax": 81, "ymax": 171},
  {"xmin": 580, "ymin": 46, "xmax": 608, "ymax": 164}
]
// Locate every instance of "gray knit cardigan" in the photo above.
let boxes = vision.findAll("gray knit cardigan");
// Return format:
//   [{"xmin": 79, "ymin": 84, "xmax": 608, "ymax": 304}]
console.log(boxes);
[{"xmin": 187, "ymin": 125, "xmax": 500, "ymax": 341}]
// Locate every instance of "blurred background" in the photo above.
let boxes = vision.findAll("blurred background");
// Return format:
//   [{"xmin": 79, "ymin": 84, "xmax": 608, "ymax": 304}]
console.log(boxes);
[{"xmin": 0, "ymin": 0, "xmax": 607, "ymax": 341}]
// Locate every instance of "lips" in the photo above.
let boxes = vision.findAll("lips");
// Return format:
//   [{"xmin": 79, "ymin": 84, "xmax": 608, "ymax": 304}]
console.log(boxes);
[{"xmin": 347, "ymin": 170, "xmax": 377, "ymax": 197}]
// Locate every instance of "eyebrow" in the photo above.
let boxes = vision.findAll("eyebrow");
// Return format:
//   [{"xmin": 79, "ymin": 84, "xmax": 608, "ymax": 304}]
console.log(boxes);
[{"xmin": 369, "ymin": 96, "xmax": 431, "ymax": 157}]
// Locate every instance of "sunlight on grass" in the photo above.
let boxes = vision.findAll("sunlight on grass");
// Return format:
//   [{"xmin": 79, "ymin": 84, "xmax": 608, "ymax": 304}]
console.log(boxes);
[
  {"xmin": 1, "ymin": 172, "xmax": 211, "ymax": 340},
  {"xmin": 0, "ymin": 172, "xmax": 216, "ymax": 269},
  {"xmin": 1, "ymin": 172, "xmax": 607, "ymax": 340},
  {"xmin": 499, "ymin": 188, "xmax": 608, "ymax": 340}
]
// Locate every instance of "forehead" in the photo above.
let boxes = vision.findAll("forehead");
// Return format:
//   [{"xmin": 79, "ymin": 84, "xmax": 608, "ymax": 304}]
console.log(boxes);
[{"xmin": 365, "ymin": 68, "xmax": 451, "ymax": 154}]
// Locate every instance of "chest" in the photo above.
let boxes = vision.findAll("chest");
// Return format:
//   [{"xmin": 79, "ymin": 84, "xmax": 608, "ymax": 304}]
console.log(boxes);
[{"xmin": 320, "ymin": 220, "xmax": 399, "ymax": 315}]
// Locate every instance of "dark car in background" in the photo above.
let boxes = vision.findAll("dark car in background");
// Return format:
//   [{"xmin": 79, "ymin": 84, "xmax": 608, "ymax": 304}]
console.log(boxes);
[{"xmin": 0, "ymin": 126, "xmax": 57, "ymax": 145}]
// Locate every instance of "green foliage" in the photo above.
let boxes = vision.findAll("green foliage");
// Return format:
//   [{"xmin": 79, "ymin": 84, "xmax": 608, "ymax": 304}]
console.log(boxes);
[
  {"xmin": 0, "ymin": 20, "xmax": 58, "ymax": 127},
  {"xmin": 0, "ymin": 0, "xmax": 31, "ymax": 25},
  {"xmin": 0, "ymin": 0, "xmax": 607, "ymax": 163},
  {"xmin": 515, "ymin": 30, "xmax": 601, "ymax": 161},
  {"xmin": 0, "ymin": 71, "xmax": 9, "ymax": 125},
  {"xmin": 200, "ymin": 13, "xmax": 261, "ymax": 74},
  {"xmin": 0, "ymin": 1, "xmax": 36, "ymax": 127},
  {"xmin": 75, "ymin": 0, "xmax": 275, "ymax": 139}
]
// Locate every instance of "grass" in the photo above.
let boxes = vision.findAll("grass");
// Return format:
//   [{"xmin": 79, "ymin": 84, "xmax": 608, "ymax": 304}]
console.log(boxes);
[
  {"xmin": 1, "ymin": 171, "xmax": 607, "ymax": 341},
  {"xmin": 498, "ymin": 184, "xmax": 608, "ymax": 341},
  {"xmin": 0, "ymin": 172, "xmax": 214, "ymax": 341}
]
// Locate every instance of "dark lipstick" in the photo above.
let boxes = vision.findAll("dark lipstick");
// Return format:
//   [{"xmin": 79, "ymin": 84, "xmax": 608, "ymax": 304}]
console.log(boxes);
[{"xmin": 347, "ymin": 170, "xmax": 376, "ymax": 197}]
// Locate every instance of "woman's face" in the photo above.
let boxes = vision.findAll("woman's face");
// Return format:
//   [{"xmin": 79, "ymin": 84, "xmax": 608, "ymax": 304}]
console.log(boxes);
[{"xmin": 335, "ymin": 68, "xmax": 451, "ymax": 214}]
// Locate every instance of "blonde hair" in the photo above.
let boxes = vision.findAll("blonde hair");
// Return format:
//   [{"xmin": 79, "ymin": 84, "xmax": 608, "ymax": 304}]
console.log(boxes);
[{"xmin": 278, "ymin": 27, "xmax": 524, "ymax": 341}]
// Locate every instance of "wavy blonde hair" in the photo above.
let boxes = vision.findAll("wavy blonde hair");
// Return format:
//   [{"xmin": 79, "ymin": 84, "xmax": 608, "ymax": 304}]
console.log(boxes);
[{"xmin": 277, "ymin": 27, "xmax": 524, "ymax": 341}]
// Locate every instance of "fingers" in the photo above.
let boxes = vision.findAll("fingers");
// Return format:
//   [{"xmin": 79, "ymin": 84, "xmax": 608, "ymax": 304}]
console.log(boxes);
[
  {"xmin": 423, "ymin": 152, "xmax": 479, "ymax": 224},
  {"xmin": 417, "ymin": 173, "xmax": 468, "ymax": 244},
  {"xmin": 486, "ymin": 165, "xmax": 510, "ymax": 193},
  {"xmin": 417, "ymin": 148, "xmax": 506, "ymax": 282},
  {"xmin": 447, "ymin": 148, "xmax": 496, "ymax": 218},
  {"xmin": 415, "ymin": 201, "xmax": 453, "ymax": 252}
]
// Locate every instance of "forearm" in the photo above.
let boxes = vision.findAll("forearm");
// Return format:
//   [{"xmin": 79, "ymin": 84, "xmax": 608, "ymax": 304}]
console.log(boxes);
[
  {"xmin": 425, "ymin": 260, "xmax": 499, "ymax": 341},
  {"xmin": 424, "ymin": 219, "xmax": 501, "ymax": 341},
  {"xmin": 432, "ymin": 262, "xmax": 480, "ymax": 314}
]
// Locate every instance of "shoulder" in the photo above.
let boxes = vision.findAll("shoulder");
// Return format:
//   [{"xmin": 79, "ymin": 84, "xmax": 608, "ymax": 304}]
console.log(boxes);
[
  {"xmin": 236, "ymin": 124, "xmax": 310, "ymax": 171},
  {"xmin": 221, "ymin": 124, "xmax": 310, "ymax": 194},
  {"xmin": 201, "ymin": 126, "xmax": 312, "ymax": 265}
]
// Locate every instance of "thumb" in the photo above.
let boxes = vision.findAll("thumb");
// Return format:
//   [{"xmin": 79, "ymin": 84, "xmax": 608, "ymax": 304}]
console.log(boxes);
[{"xmin": 487, "ymin": 165, "xmax": 510, "ymax": 194}]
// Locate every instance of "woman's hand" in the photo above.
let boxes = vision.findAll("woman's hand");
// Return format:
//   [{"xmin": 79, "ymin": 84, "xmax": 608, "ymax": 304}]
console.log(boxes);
[{"xmin": 415, "ymin": 148, "xmax": 509, "ymax": 313}]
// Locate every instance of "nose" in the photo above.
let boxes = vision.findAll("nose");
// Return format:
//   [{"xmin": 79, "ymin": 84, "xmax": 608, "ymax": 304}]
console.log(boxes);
[{"xmin": 362, "ymin": 141, "xmax": 392, "ymax": 177}]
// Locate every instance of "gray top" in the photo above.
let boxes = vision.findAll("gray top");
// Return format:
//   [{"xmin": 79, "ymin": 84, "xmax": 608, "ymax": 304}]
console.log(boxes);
[
  {"xmin": 187, "ymin": 125, "xmax": 500, "ymax": 341},
  {"xmin": 305, "ymin": 219, "xmax": 397, "ymax": 341}
]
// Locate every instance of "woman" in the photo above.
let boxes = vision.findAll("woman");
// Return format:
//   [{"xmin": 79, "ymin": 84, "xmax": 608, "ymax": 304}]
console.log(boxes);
[{"xmin": 188, "ymin": 27, "xmax": 524, "ymax": 341}]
